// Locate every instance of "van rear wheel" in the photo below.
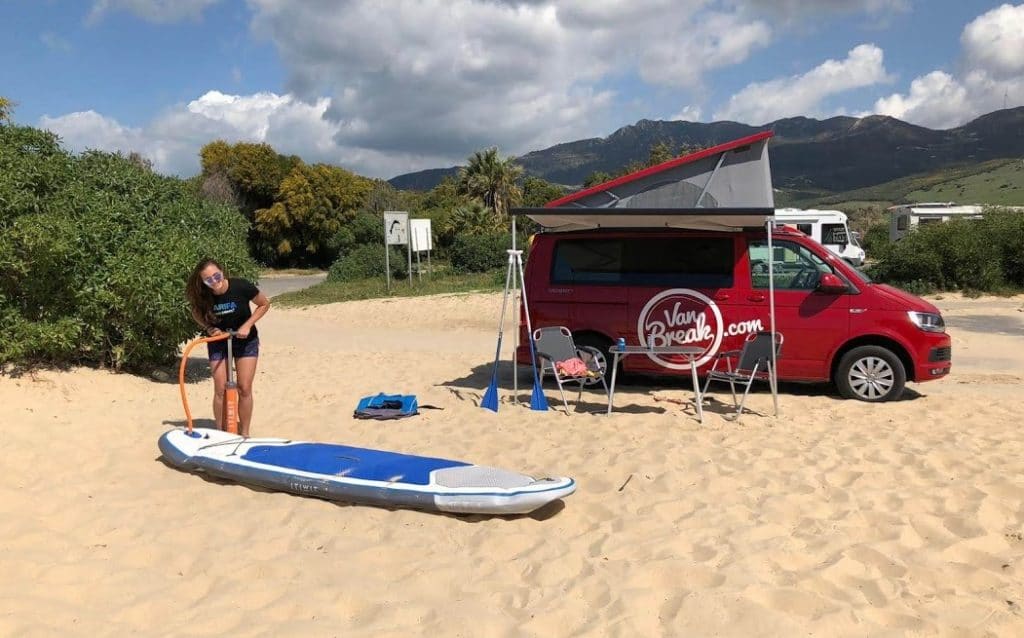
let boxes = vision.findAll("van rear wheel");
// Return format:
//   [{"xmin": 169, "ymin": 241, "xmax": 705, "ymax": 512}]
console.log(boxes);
[{"xmin": 835, "ymin": 346, "xmax": 906, "ymax": 402}]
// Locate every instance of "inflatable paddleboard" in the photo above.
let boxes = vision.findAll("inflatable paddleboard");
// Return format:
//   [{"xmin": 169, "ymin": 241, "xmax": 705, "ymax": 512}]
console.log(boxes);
[{"xmin": 159, "ymin": 428, "xmax": 575, "ymax": 515}]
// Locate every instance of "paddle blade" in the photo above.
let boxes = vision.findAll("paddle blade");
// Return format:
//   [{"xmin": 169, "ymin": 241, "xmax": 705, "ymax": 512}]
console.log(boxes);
[
  {"xmin": 481, "ymin": 381, "xmax": 499, "ymax": 412},
  {"xmin": 529, "ymin": 383, "xmax": 549, "ymax": 411}
]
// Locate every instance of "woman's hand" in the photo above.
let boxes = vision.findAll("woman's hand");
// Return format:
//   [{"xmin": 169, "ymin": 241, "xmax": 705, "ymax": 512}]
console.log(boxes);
[
  {"xmin": 206, "ymin": 327, "xmax": 223, "ymax": 337},
  {"xmin": 235, "ymin": 325, "xmax": 251, "ymax": 339}
]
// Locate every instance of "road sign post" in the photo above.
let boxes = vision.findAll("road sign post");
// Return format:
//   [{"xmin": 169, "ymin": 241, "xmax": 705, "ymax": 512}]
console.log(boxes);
[{"xmin": 384, "ymin": 211, "xmax": 409, "ymax": 292}]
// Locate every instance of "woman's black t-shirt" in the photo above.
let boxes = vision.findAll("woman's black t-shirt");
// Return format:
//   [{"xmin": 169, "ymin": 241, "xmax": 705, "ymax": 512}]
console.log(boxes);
[{"xmin": 211, "ymin": 278, "xmax": 260, "ymax": 341}]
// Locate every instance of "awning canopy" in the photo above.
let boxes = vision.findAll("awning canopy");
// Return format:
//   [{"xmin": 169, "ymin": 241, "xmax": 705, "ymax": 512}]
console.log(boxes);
[{"xmin": 512, "ymin": 131, "xmax": 775, "ymax": 233}]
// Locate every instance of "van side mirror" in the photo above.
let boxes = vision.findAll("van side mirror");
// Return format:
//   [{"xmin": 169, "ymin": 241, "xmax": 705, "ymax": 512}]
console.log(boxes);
[{"xmin": 817, "ymin": 273, "xmax": 848, "ymax": 294}]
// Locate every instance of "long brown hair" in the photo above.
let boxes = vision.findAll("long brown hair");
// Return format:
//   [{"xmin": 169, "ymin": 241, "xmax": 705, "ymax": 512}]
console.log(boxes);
[{"xmin": 186, "ymin": 258, "xmax": 226, "ymax": 326}]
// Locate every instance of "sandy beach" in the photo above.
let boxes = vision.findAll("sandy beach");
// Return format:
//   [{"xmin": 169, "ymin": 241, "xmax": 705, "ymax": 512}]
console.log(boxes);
[{"xmin": 2, "ymin": 291, "xmax": 1024, "ymax": 637}]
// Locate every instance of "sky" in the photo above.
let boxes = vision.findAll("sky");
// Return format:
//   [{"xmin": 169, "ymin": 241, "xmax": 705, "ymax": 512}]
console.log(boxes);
[{"xmin": 3, "ymin": 1, "xmax": 1023, "ymax": 180}]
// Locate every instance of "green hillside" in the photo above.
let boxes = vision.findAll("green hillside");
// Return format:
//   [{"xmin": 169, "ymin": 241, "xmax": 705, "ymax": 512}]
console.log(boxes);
[
  {"xmin": 903, "ymin": 159, "xmax": 1024, "ymax": 204},
  {"xmin": 793, "ymin": 159, "xmax": 1024, "ymax": 208}
]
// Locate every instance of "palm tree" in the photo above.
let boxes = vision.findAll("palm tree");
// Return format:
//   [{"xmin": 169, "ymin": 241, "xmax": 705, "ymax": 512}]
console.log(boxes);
[{"xmin": 456, "ymin": 147, "xmax": 523, "ymax": 223}]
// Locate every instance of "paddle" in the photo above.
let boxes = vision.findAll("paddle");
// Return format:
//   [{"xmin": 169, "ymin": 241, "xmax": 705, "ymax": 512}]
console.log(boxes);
[
  {"xmin": 481, "ymin": 263, "xmax": 515, "ymax": 412},
  {"xmin": 525, "ymin": 324, "xmax": 549, "ymax": 412}
]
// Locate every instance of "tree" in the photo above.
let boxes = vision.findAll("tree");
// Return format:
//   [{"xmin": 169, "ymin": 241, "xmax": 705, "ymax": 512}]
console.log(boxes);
[
  {"xmin": 197, "ymin": 140, "xmax": 301, "ymax": 219},
  {"xmin": 648, "ymin": 141, "xmax": 675, "ymax": 166},
  {"xmin": 254, "ymin": 163, "xmax": 374, "ymax": 266},
  {"xmin": 582, "ymin": 140, "xmax": 709, "ymax": 188},
  {"xmin": 421, "ymin": 175, "xmax": 470, "ymax": 211},
  {"xmin": 678, "ymin": 142, "xmax": 709, "ymax": 156},
  {"xmin": 583, "ymin": 171, "xmax": 613, "ymax": 188},
  {"xmin": 363, "ymin": 179, "xmax": 402, "ymax": 215},
  {"xmin": 127, "ymin": 151, "xmax": 153, "ymax": 172},
  {"xmin": 442, "ymin": 201, "xmax": 502, "ymax": 240},
  {"xmin": 456, "ymin": 147, "xmax": 523, "ymax": 223},
  {"xmin": 521, "ymin": 175, "xmax": 566, "ymax": 208},
  {"xmin": 199, "ymin": 139, "xmax": 233, "ymax": 176},
  {"xmin": 0, "ymin": 97, "xmax": 14, "ymax": 124},
  {"xmin": 198, "ymin": 171, "xmax": 238, "ymax": 207}
]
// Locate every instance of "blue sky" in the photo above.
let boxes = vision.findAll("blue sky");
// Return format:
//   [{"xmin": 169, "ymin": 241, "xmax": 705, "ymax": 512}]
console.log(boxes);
[{"xmin": 2, "ymin": 1, "xmax": 1022, "ymax": 179}]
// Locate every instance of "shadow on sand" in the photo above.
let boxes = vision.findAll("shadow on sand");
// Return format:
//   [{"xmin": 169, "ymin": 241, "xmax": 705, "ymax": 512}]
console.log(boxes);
[
  {"xmin": 437, "ymin": 359, "xmax": 927, "ymax": 412},
  {"xmin": 147, "ymin": 356, "xmax": 214, "ymax": 385}
]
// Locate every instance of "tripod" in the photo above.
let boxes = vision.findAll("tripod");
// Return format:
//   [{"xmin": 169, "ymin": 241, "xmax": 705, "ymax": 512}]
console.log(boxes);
[{"xmin": 481, "ymin": 248, "xmax": 548, "ymax": 412}]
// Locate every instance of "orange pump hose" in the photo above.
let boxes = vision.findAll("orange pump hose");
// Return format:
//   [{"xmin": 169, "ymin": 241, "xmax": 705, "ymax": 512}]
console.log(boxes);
[{"xmin": 179, "ymin": 332, "xmax": 232, "ymax": 433}]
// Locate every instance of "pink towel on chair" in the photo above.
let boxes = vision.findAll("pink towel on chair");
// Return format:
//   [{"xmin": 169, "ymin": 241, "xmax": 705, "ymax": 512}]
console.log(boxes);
[{"xmin": 555, "ymin": 357, "xmax": 591, "ymax": 377}]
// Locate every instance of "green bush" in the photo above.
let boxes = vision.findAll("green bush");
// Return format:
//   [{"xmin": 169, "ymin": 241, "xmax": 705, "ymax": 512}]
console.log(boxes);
[
  {"xmin": 860, "ymin": 222, "xmax": 891, "ymax": 256},
  {"xmin": 0, "ymin": 124, "xmax": 257, "ymax": 370},
  {"xmin": 871, "ymin": 214, "xmax": 1014, "ymax": 292},
  {"xmin": 983, "ymin": 209, "xmax": 1024, "ymax": 286},
  {"xmin": 328, "ymin": 244, "xmax": 408, "ymax": 282},
  {"xmin": 450, "ymin": 232, "xmax": 510, "ymax": 273}
]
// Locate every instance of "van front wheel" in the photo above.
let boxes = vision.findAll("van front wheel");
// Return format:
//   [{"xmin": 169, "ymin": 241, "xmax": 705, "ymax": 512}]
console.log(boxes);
[{"xmin": 835, "ymin": 346, "xmax": 906, "ymax": 402}]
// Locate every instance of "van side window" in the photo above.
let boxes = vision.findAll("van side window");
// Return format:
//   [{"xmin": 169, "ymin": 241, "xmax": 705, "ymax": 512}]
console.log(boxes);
[
  {"xmin": 796, "ymin": 223, "xmax": 812, "ymax": 236},
  {"xmin": 748, "ymin": 240, "xmax": 834, "ymax": 290},
  {"xmin": 552, "ymin": 237, "xmax": 734, "ymax": 287},
  {"xmin": 551, "ymin": 240, "xmax": 623, "ymax": 284}
]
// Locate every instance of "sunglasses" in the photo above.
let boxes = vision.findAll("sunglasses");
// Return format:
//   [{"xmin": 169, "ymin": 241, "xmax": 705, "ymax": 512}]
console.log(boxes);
[{"xmin": 202, "ymin": 271, "xmax": 224, "ymax": 287}]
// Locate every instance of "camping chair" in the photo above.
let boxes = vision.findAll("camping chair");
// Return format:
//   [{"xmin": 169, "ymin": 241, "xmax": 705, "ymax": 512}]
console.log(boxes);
[
  {"xmin": 533, "ymin": 327, "xmax": 609, "ymax": 415},
  {"xmin": 702, "ymin": 331, "xmax": 783, "ymax": 417}
]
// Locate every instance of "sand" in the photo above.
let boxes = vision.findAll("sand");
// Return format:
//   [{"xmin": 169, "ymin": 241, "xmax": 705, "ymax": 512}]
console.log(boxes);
[{"xmin": 2, "ymin": 292, "xmax": 1024, "ymax": 637}]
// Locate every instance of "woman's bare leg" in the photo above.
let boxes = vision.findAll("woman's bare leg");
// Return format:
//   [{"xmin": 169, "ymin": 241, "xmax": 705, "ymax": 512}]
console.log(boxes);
[
  {"xmin": 209, "ymin": 358, "xmax": 227, "ymax": 430},
  {"xmin": 234, "ymin": 356, "xmax": 259, "ymax": 437}
]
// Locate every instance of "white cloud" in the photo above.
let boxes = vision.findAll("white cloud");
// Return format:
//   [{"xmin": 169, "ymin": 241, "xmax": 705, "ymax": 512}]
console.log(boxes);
[
  {"xmin": 87, "ymin": 0, "xmax": 221, "ymax": 24},
  {"xmin": 714, "ymin": 44, "xmax": 892, "ymax": 123},
  {"xmin": 40, "ymin": 32, "xmax": 72, "ymax": 53},
  {"xmin": 961, "ymin": 3, "xmax": 1024, "ymax": 79},
  {"xmin": 873, "ymin": 69, "xmax": 1024, "ymax": 129},
  {"xmin": 37, "ymin": 90, "xmax": 479, "ymax": 179},
  {"xmin": 873, "ymin": 71, "xmax": 971, "ymax": 129},
  {"xmin": 246, "ymin": 0, "xmax": 777, "ymax": 169},
  {"xmin": 637, "ymin": 12, "xmax": 772, "ymax": 88},
  {"xmin": 61, "ymin": 0, "xmax": 981, "ymax": 179},
  {"xmin": 743, "ymin": 0, "xmax": 910, "ymax": 15},
  {"xmin": 872, "ymin": 3, "xmax": 1024, "ymax": 129},
  {"xmin": 671, "ymin": 105, "xmax": 704, "ymax": 122}
]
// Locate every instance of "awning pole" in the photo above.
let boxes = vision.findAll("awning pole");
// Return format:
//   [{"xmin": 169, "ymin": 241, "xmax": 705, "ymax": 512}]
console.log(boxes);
[
  {"xmin": 511, "ymin": 216, "xmax": 519, "ymax": 405},
  {"xmin": 767, "ymin": 219, "xmax": 779, "ymax": 416}
]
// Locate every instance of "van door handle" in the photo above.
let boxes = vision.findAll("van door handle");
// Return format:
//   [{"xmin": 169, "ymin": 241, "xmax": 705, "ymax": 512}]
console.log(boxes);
[
  {"xmin": 747, "ymin": 293, "xmax": 766, "ymax": 302},
  {"xmin": 713, "ymin": 292, "xmax": 730, "ymax": 301}
]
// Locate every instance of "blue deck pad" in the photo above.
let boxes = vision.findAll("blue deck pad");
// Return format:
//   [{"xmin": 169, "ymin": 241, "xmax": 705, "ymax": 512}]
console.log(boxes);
[{"xmin": 241, "ymin": 443, "xmax": 470, "ymax": 486}]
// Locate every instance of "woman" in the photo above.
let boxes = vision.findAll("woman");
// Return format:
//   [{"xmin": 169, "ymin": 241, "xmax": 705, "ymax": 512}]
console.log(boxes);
[{"xmin": 186, "ymin": 258, "xmax": 271, "ymax": 437}]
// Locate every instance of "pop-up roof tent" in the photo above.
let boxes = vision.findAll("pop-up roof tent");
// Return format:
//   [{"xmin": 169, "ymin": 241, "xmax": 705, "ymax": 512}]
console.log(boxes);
[
  {"xmin": 513, "ymin": 131, "xmax": 775, "ymax": 230},
  {"xmin": 509, "ymin": 131, "xmax": 781, "ymax": 415}
]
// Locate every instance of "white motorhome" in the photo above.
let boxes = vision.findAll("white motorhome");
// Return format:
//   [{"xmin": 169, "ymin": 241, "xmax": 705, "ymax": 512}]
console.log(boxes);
[
  {"xmin": 888, "ymin": 202, "xmax": 984, "ymax": 242},
  {"xmin": 773, "ymin": 208, "xmax": 866, "ymax": 265}
]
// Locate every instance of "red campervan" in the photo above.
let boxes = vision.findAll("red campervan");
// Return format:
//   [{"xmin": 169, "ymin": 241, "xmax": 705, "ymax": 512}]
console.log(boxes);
[
  {"xmin": 514, "ymin": 134, "xmax": 951, "ymax": 402},
  {"xmin": 516, "ymin": 226, "xmax": 951, "ymax": 402}
]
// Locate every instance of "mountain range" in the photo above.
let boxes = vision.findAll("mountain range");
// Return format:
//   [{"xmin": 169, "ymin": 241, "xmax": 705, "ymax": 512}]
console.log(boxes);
[{"xmin": 388, "ymin": 107, "xmax": 1024, "ymax": 199}]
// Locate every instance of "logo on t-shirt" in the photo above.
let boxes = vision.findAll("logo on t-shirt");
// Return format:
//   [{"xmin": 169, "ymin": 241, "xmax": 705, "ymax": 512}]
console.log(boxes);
[{"xmin": 213, "ymin": 301, "xmax": 237, "ymax": 316}]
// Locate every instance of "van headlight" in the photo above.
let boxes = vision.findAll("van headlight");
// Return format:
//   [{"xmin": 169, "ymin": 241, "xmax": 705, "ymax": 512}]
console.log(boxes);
[{"xmin": 908, "ymin": 311, "xmax": 945, "ymax": 333}]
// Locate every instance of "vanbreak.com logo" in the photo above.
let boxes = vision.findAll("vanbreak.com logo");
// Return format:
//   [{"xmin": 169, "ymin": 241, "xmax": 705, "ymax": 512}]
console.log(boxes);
[{"xmin": 637, "ymin": 289, "xmax": 723, "ymax": 370}]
